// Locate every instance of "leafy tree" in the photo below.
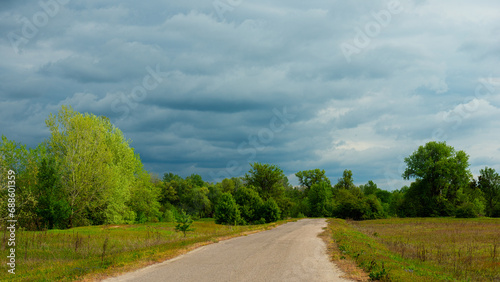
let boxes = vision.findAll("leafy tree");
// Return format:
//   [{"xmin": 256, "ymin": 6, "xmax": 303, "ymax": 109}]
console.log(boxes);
[
  {"xmin": 35, "ymin": 157, "xmax": 70, "ymax": 229},
  {"xmin": 128, "ymin": 171, "xmax": 161, "ymax": 223},
  {"xmin": 401, "ymin": 141, "xmax": 472, "ymax": 217},
  {"xmin": 478, "ymin": 167, "xmax": 500, "ymax": 217},
  {"xmin": 163, "ymin": 172, "xmax": 182, "ymax": 183},
  {"xmin": 0, "ymin": 136, "xmax": 45, "ymax": 229},
  {"xmin": 360, "ymin": 180, "xmax": 378, "ymax": 196},
  {"xmin": 244, "ymin": 163, "xmax": 285, "ymax": 200},
  {"xmin": 215, "ymin": 193, "xmax": 241, "ymax": 225},
  {"xmin": 308, "ymin": 181, "xmax": 332, "ymax": 217},
  {"xmin": 46, "ymin": 106, "xmax": 147, "ymax": 226},
  {"xmin": 234, "ymin": 186, "xmax": 263, "ymax": 223},
  {"xmin": 296, "ymin": 169, "xmax": 331, "ymax": 196},
  {"xmin": 334, "ymin": 169, "xmax": 356, "ymax": 191},
  {"xmin": 175, "ymin": 210, "xmax": 194, "ymax": 237},
  {"xmin": 258, "ymin": 198, "xmax": 281, "ymax": 223},
  {"xmin": 219, "ymin": 178, "xmax": 236, "ymax": 194},
  {"xmin": 333, "ymin": 189, "xmax": 368, "ymax": 220}
]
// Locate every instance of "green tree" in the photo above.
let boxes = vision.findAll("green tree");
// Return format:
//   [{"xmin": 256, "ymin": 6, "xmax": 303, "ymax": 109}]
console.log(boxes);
[
  {"xmin": 308, "ymin": 181, "xmax": 332, "ymax": 217},
  {"xmin": 234, "ymin": 186, "xmax": 263, "ymax": 223},
  {"xmin": 35, "ymin": 157, "xmax": 70, "ymax": 229},
  {"xmin": 175, "ymin": 210, "xmax": 194, "ymax": 237},
  {"xmin": 46, "ymin": 106, "xmax": 146, "ymax": 226},
  {"xmin": 0, "ymin": 136, "xmax": 45, "ymax": 229},
  {"xmin": 215, "ymin": 193, "xmax": 241, "ymax": 225},
  {"xmin": 334, "ymin": 169, "xmax": 356, "ymax": 191},
  {"xmin": 244, "ymin": 163, "xmax": 286, "ymax": 200},
  {"xmin": 402, "ymin": 141, "xmax": 472, "ymax": 217},
  {"xmin": 478, "ymin": 167, "xmax": 500, "ymax": 217},
  {"xmin": 295, "ymin": 169, "xmax": 331, "ymax": 196},
  {"xmin": 258, "ymin": 198, "xmax": 281, "ymax": 223}
]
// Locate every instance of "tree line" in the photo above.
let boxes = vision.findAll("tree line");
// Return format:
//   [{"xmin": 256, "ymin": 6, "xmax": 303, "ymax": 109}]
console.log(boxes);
[{"xmin": 1, "ymin": 106, "xmax": 499, "ymax": 230}]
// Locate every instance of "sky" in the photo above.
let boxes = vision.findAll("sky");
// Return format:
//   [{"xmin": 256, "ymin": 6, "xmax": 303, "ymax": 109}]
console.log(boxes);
[{"xmin": 1, "ymin": 0, "xmax": 499, "ymax": 190}]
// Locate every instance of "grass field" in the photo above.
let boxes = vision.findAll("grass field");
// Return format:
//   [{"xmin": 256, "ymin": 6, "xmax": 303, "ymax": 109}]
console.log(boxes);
[
  {"xmin": 326, "ymin": 217, "xmax": 500, "ymax": 281},
  {"xmin": 0, "ymin": 219, "xmax": 290, "ymax": 281}
]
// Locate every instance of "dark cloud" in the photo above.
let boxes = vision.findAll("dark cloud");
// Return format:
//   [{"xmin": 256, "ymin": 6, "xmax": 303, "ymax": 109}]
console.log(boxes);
[{"xmin": 1, "ymin": 0, "xmax": 500, "ymax": 188}]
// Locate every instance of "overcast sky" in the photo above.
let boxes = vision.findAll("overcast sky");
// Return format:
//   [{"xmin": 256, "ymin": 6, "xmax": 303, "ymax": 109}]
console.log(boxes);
[{"xmin": 1, "ymin": 0, "xmax": 499, "ymax": 189}]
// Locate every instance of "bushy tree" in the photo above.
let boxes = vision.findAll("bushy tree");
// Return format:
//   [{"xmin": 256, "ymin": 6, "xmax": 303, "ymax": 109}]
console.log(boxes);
[
  {"xmin": 35, "ymin": 157, "xmax": 70, "ymax": 229},
  {"xmin": 215, "ymin": 193, "xmax": 241, "ymax": 225},
  {"xmin": 308, "ymin": 181, "xmax": 332, "ymax": 217},
  {"xmin": 258, "ymin": 198, "xmax": 281, "ymax": 223},
  {"xmin": 234, "ymin": 186, "xmax": 263, "ymax": 223},
  {"xmin": 296, "ymin": 169, "xmax": 331, "ymax": 196},
  {"xmin": 333, "ymin": 189, "xmax": 370, "ymax": 220},
  {"xmin": 401, "ymin": 141, "xmax": 472, "ymax": 217},
  {"xmin": 478, "ymin": 167, "xmax": 500, "ymax": 217},
  {"xmin": 245, "ymin": 163, "xmax": 285, "ymax": 200}
]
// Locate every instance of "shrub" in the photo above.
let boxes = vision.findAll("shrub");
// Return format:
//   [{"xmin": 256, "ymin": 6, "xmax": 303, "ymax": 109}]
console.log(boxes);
[
  {"xmin": 215, "ymin": 193, "xmax": 241, "ymax": 225},
  {"xmin": 258, "ymin": 198, "xmax": 281, "ymax": 223},
  {"xmin": 234, "ymin": 186, "xmax": 263, "ymax": 223},
  {"xmin": 456, "ymin": 202, "xmax": 478, "ymax": 218}
]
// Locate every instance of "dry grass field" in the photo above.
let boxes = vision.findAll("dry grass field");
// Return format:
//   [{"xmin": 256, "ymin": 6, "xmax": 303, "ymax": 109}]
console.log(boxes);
[{"xmin": 327, "ymin": 217, "xmax": 500, "ymax": 281}]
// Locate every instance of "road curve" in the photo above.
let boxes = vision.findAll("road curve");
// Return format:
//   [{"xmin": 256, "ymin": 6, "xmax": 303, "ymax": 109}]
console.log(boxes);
[{"xmin": 104, "ymin": 218, "xmax": 350, "ymax": 282}]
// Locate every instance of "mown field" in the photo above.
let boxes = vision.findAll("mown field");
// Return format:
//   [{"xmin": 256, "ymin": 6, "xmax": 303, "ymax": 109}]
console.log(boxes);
[
  {"xmin": 326, "ymin": 217, "xmax": 500, "ymax": 281},
  {"xmin": 0, "ymin": 219, "xmax": 290, "ymax": 281}
]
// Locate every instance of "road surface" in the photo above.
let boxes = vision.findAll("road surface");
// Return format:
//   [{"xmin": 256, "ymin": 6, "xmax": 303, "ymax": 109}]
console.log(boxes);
[{"xmin": 104, "ymin": 218, "xmax": 350, "ymax": 282}]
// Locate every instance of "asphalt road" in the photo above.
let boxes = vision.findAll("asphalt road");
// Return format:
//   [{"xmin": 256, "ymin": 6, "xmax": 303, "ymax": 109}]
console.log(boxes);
[{"xmin": 104, "ymin": 218, "xmax": 350, "ymax": 282}]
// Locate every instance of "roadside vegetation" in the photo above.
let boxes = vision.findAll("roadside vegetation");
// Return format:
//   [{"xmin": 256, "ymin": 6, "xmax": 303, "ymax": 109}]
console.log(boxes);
[
  {"xmin": 326, "ymin": 218, "xmax": 500, "ymax": 281},
  {"xmin": 1, "ymin": 106, "xmax": 500, "ymax": 280},
  {"xmin": 0, "ymin": 218, "xmax": 290, "ymax": 281}
]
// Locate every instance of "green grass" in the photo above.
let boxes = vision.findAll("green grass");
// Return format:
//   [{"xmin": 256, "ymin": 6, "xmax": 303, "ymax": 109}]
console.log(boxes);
[
  {"xmin": 0, "ymin": 219, "xmax": 292, "ymax": 281},
  {"xmin": 327, "ymin": 217, "xmax": 500, "ymax": 281}
]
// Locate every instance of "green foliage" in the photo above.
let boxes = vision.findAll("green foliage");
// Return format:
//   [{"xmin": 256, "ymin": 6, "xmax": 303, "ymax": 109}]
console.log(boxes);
[
  {"xmin": 35, "ymin": 157, "xmax": 70, "ymax": 229},
  {"xmin": 334, "ymin": 169, "xmax": 356, "ymax": 191},
  {"xmin": 308, "ymin": 181, "xmax": 332, "ymax": 217},
  {"xmin": 46, "ymin": 105, "xmax": 149, "ymax": 226},
  {"xmin": 175, "ymin": 210, "xmax": 195, "ymax": 237},
  {"xmin": 234, "ymin": 186, "xmax": 264, "ymax": 223},
  {"xmin": 258, "ymin": 198, "xmax": 281, "ymax": 223},
  {"xmin": 478, "ymin": 167, "xmax": 500, "ymax": 217},
  {"xmin": 295, "ymin": 169, "xmax": 331, "ymax": 196},
  {"xmin": 401, "ymin": 141, "xmax": 472, "ymax": 217},
  {"xmin": 244, "ymin": 162, "xmax": 286, "ymax": 200},
  {"xmin": 215, "ymin": 193, "xmax": 241, "ymax": 225},
  {"xmin": 455, "ymin": 202, "xmax": 479, "ymax": 218}
]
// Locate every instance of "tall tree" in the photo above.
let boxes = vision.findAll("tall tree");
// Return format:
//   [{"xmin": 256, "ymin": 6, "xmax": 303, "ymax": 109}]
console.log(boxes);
[
  {"xmin": 35, "ymin": 157, "xmax": 70, "ymax": 229},
  {"xmin": 402, "ymin": 141, "xmax": 472, "ymax": 216},
  {"xmin": 295, "ymin": 169, "xmax": 331, "ymax": 196},
  {"xmin": 334, "ymin": 169, "xmax": 356, "ymax": 191},
  {"xmin": 478, "ymin": 167, "xmax": 500, "ymax": 217},
  {"xmin": 46, "ymin": 106, "xmax": 145, "ymax": 226},
  {"xmin": 308, "ymin": 181, "xmax": 332, "ymax": 217},
  {"xmin": 244, "ymin": 163, "xmax": 286, "ymax": 200}
]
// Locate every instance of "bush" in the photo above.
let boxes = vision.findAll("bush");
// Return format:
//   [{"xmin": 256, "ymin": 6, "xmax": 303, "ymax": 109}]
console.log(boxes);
[
  {"xmin": 234, "ymin": 186, "xmax": 263, "ymax": 223},
  {"xmin": 215, "ymin": 193, "xmax": 241, "ymax": 225},
  {"xmin": 333, "ymin": 189, "xmax": 368, "ymax": 220},
  {"xmin": 456, "ymin": 202, "xmax": 478, "ymax": 218},
  {"xmin": 258, "ymin": 198, "xmax": 281, "ymax": 223}
]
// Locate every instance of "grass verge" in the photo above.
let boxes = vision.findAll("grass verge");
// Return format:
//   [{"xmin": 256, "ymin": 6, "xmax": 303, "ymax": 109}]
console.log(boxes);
[
  {"xmin": 326, "ymin": 218, "xmax": 500, "ymax": 281},
  {"xmin": 0, "ymin": 219, "xmax": 294, "ymax": 281}
]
